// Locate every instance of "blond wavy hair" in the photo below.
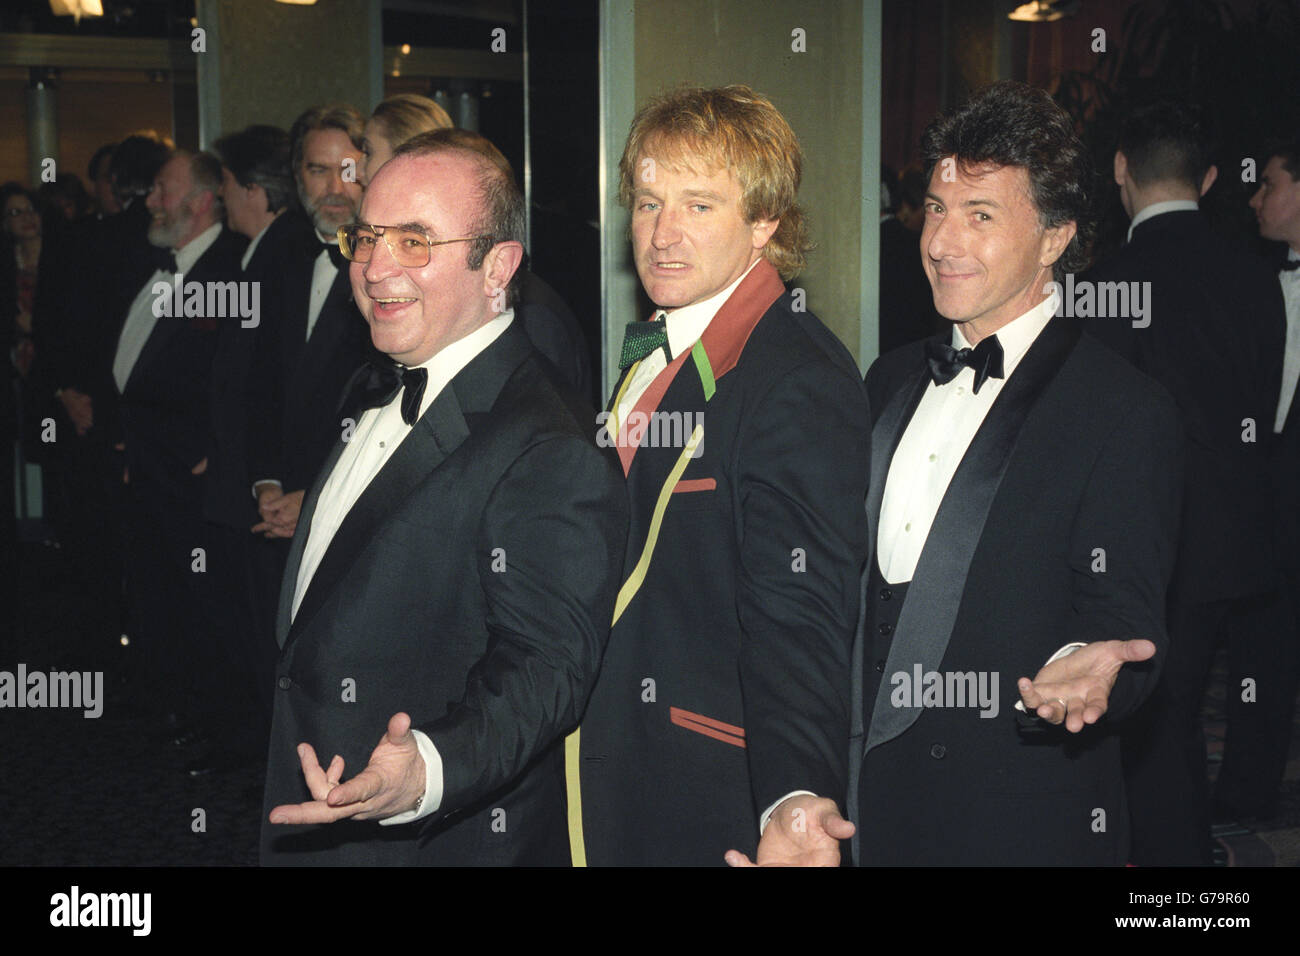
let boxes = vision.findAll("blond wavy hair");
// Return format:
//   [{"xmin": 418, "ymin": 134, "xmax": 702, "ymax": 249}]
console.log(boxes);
[{"xmin": 618, "ymin": 85, "xmax": 811, "ymax": 280}]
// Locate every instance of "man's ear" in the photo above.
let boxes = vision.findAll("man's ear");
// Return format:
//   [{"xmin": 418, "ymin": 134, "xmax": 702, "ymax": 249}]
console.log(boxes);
[
  {"xmin": 750, "ymin": 217, "xmax": 779, "ymax": 251},
  {"xmin": 1199, "ymin": 164, "xmax": 1218, "ymax": 197},
  {"xmin": 1113, "ymin": 150, "xmax": 1127, "ymax": 187},
  {"xmin": 1040, "ymin": 219, "xmax": 1077, "ymax": 270},
  {"xmin": 482, "ymin": 240, "xmax": 524, "ymax": 305}
]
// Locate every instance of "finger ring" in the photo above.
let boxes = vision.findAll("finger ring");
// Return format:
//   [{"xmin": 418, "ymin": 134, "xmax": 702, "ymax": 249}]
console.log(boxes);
[{"xmin": 1055, "ymin": 698, "xmax": 1068, "ymax": 711}]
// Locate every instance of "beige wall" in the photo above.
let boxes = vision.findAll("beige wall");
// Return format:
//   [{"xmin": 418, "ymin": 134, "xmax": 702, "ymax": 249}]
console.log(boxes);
[
  {"xmin": 0, "ymin": 70, "xmax": 176, "ymax": 190},
  {"xmin": 204, "ymin": 0, "xmax": 378, "ymax": 137},
  {"xmin": 632, "ymin": 0, "xmax": 867, "ymax": 355}
]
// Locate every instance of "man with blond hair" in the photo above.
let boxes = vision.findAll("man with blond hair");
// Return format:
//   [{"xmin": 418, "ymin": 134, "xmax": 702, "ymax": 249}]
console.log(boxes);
[{"xmin": 574, "ymin": 85, "xmax": 869, "ymax": 866}]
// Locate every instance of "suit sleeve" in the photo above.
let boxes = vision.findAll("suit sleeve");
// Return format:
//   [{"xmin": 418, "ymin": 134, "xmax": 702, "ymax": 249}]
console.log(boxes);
[
  {"xmin": 1063, "ymin": 386, "xmax": 1183, "ymax": 721},
  {"xmin": 420, "ymin": 435, "xmax": 628, "ymax": 814},
  {"xmin": 735, "ymin": 358, "xmax": 870, "ymax": 816}
]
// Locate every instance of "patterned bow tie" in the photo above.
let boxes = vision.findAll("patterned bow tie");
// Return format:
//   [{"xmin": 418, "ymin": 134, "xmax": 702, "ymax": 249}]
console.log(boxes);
[
  {"xmin": 925, "ymin": 335, "xmax": 1005, "ymax": 395},
  {"xmin": 342, "ymin": 358, "xmax": 428, "ymax": 425},
  {"xmin": 618, "ymin": 316, "xmax": 670, "ymax": 369}
]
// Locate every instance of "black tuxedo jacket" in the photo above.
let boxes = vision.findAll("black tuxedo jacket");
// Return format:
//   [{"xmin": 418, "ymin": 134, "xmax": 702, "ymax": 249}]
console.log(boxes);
[
  {"xmin": 204, "ymin": 212, "xmax": 318, "ymax": 529},
  {"xmin": 118, "ymin": 227, "xmax": 246, "ymax": 500},
  {"xmin": 260, "ymin": 322, "xmax": 628, "ymax": 865},
  {"xmin": 38, "ymin": 200, "xmax": 157, "ymax": 444},
  {"xmin": 1084, "ymin": 209, "xmax": 1284, "ymax": 602},
  {"xmin": 850, "ymin": 316, "xmax": 1183, "ymax": 865},
  {"xmin": 578, "ymin": 259, "xmax": 870, "ymax": 866},
  {"xmin": 247, "ymin": 224, "xmax": 379, "ymax": 494}
]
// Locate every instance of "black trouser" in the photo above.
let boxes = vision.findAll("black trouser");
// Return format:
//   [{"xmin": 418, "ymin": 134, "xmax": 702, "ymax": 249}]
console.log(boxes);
[{"xmin": 1123, "ymin": 591, "xmax": 1290, "ymax": 865}]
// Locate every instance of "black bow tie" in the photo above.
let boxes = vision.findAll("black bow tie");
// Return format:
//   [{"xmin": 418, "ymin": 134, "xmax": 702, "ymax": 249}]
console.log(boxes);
[
  {"xmin": 325, "ymin": 242, "xmax": 348, "ymax": 271},
  {"xmin": 153, "ymin": 248, "xmax": 178, "ymax": 273},
  {"xmin": 1280, "ymin": 259, "xmax": 1300, "ymax": 273},
  {"xmin": 925, "ymin": 335, "xmax": 1005, "ymax": 394},
  {"xmin": 342, "ymin": 359, "xmax": 428, "ymax": 426}
]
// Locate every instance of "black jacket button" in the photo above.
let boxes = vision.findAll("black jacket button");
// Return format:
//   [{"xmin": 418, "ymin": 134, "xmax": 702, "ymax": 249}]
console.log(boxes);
[
  {"xmin": 277, "ymin": 676, "xmax": 292, "ymax": 690},
  {"xmin": 929, "ymin": 743, "xmax": 946, "ymax": 759}
]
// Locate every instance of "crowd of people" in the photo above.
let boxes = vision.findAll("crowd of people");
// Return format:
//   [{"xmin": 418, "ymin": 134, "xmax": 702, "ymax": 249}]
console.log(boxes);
[{"xmin": 1, "ymin": 79, "xmax": 1298, "ymax": 866}]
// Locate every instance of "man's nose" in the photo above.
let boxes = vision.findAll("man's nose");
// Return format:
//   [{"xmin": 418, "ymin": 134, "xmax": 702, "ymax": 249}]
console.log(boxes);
[
  {"xmin": 362, "ymin": 231, "xmax": 402, "ymax": 280},
  {"xmin": 651, "ymin": 207, "xmax": 681, "ymax": 248},
  {"xmin": 925, "ymin": 213, "xmax": 956, "ymax": 261},
  {"xmin": 1248, "ymin": 189, "xmax": 1262, "ymax": 211}
]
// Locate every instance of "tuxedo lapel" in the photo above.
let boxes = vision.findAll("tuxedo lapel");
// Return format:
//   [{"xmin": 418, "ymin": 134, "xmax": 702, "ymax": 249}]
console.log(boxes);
[
  {"xmin": 284, "ymin": 390, "xmax": 469, "ymax": 648},
  {"xmin": 280, "ymin": 322, "xmax": 535, "ymax": 649},
  {"xmin": 864, "ymin": 316, "xmax": 1082, "ymax": 753}
]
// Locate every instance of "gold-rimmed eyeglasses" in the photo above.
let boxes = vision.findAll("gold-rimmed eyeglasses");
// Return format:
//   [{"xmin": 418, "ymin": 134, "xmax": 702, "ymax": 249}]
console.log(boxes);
[{"xmin": 336, "ymin": 223, "xmax": 494, "ymax": 268}]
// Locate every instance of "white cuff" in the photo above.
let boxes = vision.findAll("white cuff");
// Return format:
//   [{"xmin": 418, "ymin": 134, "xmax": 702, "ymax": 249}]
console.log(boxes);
[
  {"xmin": 377, "ymin": 728, "xmax": 444, "ymax": 826},
  {"xmin": 1014, "ymin": 642, "xmax": 1087, "ymax": 712},
  {"xmin": 759, "ymin": 790, "xmax": 817, "ymax": 834},
  {"xmin": 252, "ymin": 478, "xmax": 283, "ymax": 499}
]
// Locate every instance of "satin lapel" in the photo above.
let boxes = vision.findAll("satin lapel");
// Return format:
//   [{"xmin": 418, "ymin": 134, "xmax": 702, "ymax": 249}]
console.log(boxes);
[
  {"xmin": 282, "ymin": 389, "xmax": 469, "ymax": 650},
  {"xmin": 864, "ymin": 316, "xmax": 1083, "ymax": 753},
  {"xmin": 851, "ymin": 365, "xmax": 930, "ymax": 746},
  {"xmin": 275, "ymin": 436, "xmax": 346, "ymax": 648}
]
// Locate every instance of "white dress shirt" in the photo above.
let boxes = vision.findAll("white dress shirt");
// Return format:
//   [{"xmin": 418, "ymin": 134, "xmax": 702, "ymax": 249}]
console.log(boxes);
[
  {"xmin": 611, "ymin": 258, "xmax": 760, "ymax": 435},
  {"xmin": 290, "ymin": 312, "xmax": 512, "ymax": 825},
  {"xmin": 878, "ymin": 289, "xmax": 1059, "ymax": 584},
  {"xmin": 306, "ymin": 239, "xmax": 340, "ymax": 341},
  {"xmin": 1274, "ymin": 248, "xmax": 1300, "ymax": 433},
  {"xmin": 111, "ymin": 223, "xmax": 223, "ymax": 391}
]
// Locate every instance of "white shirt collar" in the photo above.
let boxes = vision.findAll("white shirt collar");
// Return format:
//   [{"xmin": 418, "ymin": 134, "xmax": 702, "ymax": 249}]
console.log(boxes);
[
  {"xmin": 653, "ymin": 257, "xmax": 763, "ymax": 360},
  {"xmin": 1127, "ymin": 199, "xmax": 1199, "ymax": 242},
  {"xmin": 952, "ymin": 287, "xmax": 1059, "ymax": 378},
  {"xmin": 174, "ymin": 222, "xmax": 223, "ymax": 273},
  {"xmin": 401, "ymin": 310, "xmax": 515, "ymax": 422}
]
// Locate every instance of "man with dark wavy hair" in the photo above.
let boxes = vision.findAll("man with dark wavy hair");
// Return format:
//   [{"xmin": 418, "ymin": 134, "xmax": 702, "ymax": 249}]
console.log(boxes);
[
  {"xmin": 850, "ymin": 81, "xmax": 1182, "ymax": 865},
  {"xmin": 575, "ymin": 85, "xmax": 870, "ymax": 866}
]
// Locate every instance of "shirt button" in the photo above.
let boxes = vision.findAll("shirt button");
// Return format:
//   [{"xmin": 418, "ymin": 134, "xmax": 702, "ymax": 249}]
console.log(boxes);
[
  {"xmin": 277, "ymin": 676, "xmax": 292, "ymax": 690},
  {"xmin": 874, "ymin": 659, "xmax": 886, "ymax": 673},
  {"xmin": 879, "ymin": 587, "xmax": 892, "ymax": 601},
  {"xmin": 904, "ymin": 522, "xmax": 912, "ymax": 532},
  {"xmin": 928, "ymin": 453, "xmax": 937, "ymax": 462},
  {"xmin": 930, "ymin": 743, "xmax": 946, "ymax": 759},
  {"xmin": 378, "ymin": 440, "xmax": 386, "ymax": 448},
  {"xmin": 878, "ymin": 622, "xmax": 893, "ymax": 636},
  {"xmin": 956, "ymin": 386, "xmax": 965, "ymax": 395}
]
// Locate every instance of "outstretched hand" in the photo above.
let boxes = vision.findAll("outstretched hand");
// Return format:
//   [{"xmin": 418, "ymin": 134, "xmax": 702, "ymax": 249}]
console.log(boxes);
[
  {"xmin": 1017, "ymin": 638, "xmax": 1156, "ymax": 733},
  {"xmin": 268, "ymin": 712, "xmax": 425, "ymax": 825},
  {"xmin": 725, "ymin": 794, "xmax": 854, "ymax": 867}
]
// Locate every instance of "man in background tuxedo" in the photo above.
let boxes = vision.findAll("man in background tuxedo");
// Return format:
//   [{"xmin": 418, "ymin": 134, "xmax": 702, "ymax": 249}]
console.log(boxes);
[
  {"xmin": 1237, "ymin": 138, "xmax": 1300, "ymax": 827},
  {"xmin": 576, "ymin": 86, "xmax": 869, "ymax": 867},
  {"xmin": 1085, "ymin": 101, "xmax": 1286, "ymax": 864},
  {"xmin": 34, "ymin": 134, "xmax": 171, "ymax": 659},
  {"xmin": 851, "ymin": 82, "xmax": 1182, "ymax": 865},
  {"xmin": 113, "ymin": 151, "xmax": 245, "ymax": 730},
  {"xmin": 261, "ymin": 136, "xmax": 626, "ymax": 865},
  {"xmin": 183, "ymin": 126, "xmax": 318, "ymax": 776},
  {"xmin": 247, "ymin": 104, "xmax": 376, "ymax": 552}
]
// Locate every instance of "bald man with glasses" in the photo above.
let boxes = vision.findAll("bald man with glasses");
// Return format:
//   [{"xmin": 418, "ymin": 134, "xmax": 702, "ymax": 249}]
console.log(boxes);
[{"xmin": 259, "ymin": 132, "xmax": 627, "ymax": 866}]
